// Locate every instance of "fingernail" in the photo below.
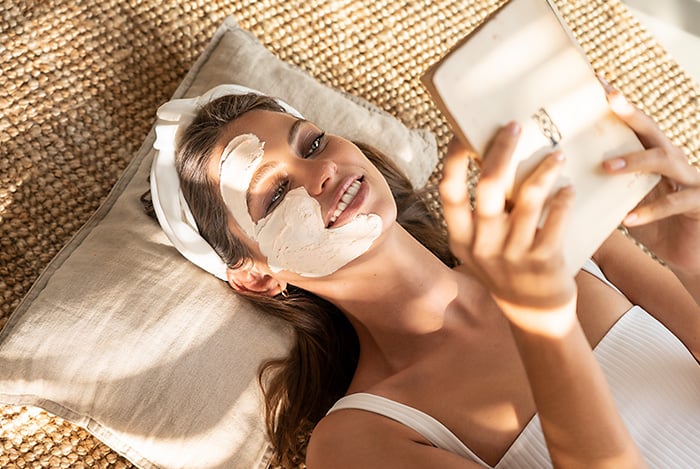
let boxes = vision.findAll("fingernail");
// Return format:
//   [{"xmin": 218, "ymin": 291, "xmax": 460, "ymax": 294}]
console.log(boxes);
[
  {"xmin": 552, "ymin": 151, "xmax": 565, "ymax": 161},
  {"xmin": 507, "ymin": 121, "xmax": 521, "ymax": 135},
  {"xmin": 605, "ymin": 158, "xmax": 626, "ymax": 171},
  {"xmin": 597, "ymin": 74, "xmax": 615, "ymax": 93},
  {"xmin": 608, "ymin": 92, "xmax": 635, "ymax": 115},
  {"xmin": 623, "ymin": 213, "xmax": 638, "ymax": 225}
]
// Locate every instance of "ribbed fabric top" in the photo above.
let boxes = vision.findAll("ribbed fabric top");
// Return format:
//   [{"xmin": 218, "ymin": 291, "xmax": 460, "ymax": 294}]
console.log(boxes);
[
  {"xmin": 327, "ymin": 261, "xmax": 700, "ymax": 468},
  {"xmin": 329, "ymin": 392, "xmax": 490, "ymax": 466}
]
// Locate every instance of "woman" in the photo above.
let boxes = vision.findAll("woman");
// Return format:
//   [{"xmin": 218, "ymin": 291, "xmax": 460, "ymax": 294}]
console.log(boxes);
[{"xmin": 149, "ymin": 84, "xmax": 700, "ymax": 468}]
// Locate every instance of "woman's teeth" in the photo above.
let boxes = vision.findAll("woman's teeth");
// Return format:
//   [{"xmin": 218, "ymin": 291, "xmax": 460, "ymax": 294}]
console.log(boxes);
[{"xmin": 330, "ymin": 179, "xmax": 361, "ymax": 225}]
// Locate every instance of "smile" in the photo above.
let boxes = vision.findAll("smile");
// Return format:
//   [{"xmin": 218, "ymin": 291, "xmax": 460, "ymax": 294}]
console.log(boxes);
[{"xmin": 329, "ymin": 177, "xmax": 363, "ymax": 226}]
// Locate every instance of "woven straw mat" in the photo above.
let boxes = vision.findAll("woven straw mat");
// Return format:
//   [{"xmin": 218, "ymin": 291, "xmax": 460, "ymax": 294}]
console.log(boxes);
[{"xmin": 1, "ymin": 0, "xmax": 698, "ymax": 467}]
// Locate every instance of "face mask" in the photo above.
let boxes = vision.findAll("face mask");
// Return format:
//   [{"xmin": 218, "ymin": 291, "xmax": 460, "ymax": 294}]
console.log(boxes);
[{"xmin": 219, "ymin": 133, "xmax": 382, "ymax": 277}]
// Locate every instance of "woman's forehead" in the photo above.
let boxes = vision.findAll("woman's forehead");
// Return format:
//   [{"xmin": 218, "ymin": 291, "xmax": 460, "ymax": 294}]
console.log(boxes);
[
  {"xmin": 207, "ymin": 110, "xmax": 296, "ymax": 180},
  {"xmin": 221, "ymin": 109, "xmax": 296, "ymax": 144}
]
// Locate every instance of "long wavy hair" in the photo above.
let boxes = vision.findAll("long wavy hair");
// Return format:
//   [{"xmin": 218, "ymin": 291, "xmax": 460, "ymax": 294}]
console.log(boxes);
[{"xmin": 172, "ymin": 93, "xmax": 456, "ymax": 467}]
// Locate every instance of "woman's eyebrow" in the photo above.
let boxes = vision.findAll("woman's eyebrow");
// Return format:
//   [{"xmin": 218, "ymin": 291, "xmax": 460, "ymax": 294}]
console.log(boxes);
[
  {"xmin": 288, "ymin": 118, "xmax": 307, "ymax": 146},
  {"xmin": 247, "ymin": 161, "xmax": 279, "ymax": 213}
]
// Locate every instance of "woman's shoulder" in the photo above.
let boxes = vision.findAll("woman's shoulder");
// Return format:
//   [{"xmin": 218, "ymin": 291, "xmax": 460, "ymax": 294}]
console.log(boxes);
[
  {"xmin": 306, "ymin": 407, "xmax": 405, "ymax": 467},
  {"xmin": 306, "ymin": 405, "xmax": 481, "ymax": 468}
]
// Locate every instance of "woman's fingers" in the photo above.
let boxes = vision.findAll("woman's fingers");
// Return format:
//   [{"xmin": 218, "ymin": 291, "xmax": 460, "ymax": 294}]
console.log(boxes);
[
  {"xmin": 604, "ymin": 147, "xmax": 700, "ymax": 187},
  {"xmin": 533, "ymin": 185, "xmax": 576, "ymax": 254},
  {"xmin": 440, "ymin": 137, "xmax": 474, "ymax": 257},
  {"xmin": 606, "ymin": 89, "xmax": 668, "ymax": 149},
  {"xmin": 624, "ymin": 187, "xmax": 700, "ymax": 226},
  {"xmin": 476, "ymin": 122, "xmax": 521, "ymax": 218},
  {"xmin": 602, "ymin": 124, "xmax": 700, "ymax": 227},
  {"xmin": 603, "ymin": 86, "xmax": 699, "ymax": 186},
  {"xmin": 506, "ymin": 152, "xmax": 567, "ymax": 255},
  {"xmin": 471, "ymin": 123, "xmax": 521, "ymax": 255},
  {"xmin": 440, "ymin": 123, "xmax": 522, "ymax": 261},
  {"xmin": 600, "ymin": 85, "xmax": 700, "ymax": 228},
  {"xmin": 443, "ymin": 123, "xmax": 577, "ymax": 311}
]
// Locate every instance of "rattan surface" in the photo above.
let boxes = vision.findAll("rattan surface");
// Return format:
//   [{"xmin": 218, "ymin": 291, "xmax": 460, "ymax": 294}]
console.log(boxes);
[{"xmin": 1, "ymin": 0, "xmax": 698, "ymax": 467}]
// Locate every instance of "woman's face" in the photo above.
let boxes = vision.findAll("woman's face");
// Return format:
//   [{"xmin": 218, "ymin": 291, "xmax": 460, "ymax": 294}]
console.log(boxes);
[{"xmin": 207, "ymin": 109, "xmax": 397, "ymax": 278}]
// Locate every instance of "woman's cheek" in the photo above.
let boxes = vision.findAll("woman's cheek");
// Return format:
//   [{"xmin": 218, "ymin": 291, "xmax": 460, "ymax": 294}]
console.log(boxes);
[{"xmin": 254, "ymin": 187, "xmax": 382, "ymax": 277}]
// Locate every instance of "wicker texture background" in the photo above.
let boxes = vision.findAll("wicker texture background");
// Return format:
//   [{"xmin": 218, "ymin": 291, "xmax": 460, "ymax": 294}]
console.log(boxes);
[{"xmin": 1, "ymin": 0, "xmax": 698, "ymax": 467}]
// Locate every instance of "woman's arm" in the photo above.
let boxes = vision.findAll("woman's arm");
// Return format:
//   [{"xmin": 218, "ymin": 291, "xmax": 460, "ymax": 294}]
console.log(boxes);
[
  {"xmin": 590, "ymin": 85, "xmax": 700, "ymax": 362},
  {"xmin": 505, "ymin": 299, "xmax": 646, "ymax": 468},
  {"xmin": 441, "ymin": 126, "xmax": 646, "ymax": 468},
  {"xmin": 594, "ymin": 229, "xmax": 700, "ymax": 361},
  {"xmin": 600, "ymin": 86, "xmax": 700, "ymax": 306},
  {"xmin": 675, "ymin": 271, "xmax": 700, "ymax": 308}
]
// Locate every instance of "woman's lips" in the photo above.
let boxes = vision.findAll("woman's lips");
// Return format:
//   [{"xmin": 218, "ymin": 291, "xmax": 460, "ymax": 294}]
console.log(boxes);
[{"xmin": 327, "ymin": 176, "xmax": 367, "ymax": 228}]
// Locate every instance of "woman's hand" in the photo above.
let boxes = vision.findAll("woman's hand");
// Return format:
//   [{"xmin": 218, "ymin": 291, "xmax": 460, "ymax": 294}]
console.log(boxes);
[
  {"xmin": 603, "ymin": 89, "xmax": 700, "ymax": 276},
  {"xmin": 440, "ymin": 124, "xmax": 577, "ymax": 334},
  {"xmin": 440, "ymin": 125, "xmax": 648, "ymax": 468}
]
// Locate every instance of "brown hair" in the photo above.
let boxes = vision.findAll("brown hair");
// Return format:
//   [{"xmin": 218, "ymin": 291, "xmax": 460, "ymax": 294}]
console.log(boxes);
[{"xmin": 174, "ymin": 93, "xmax": 456, "ymax": 467}]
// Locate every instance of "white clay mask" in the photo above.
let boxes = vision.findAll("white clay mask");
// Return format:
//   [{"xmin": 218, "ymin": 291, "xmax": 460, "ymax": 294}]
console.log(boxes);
[{"xmin": 219, "ymin": 133, "xmax": 382, "ymax": 277}]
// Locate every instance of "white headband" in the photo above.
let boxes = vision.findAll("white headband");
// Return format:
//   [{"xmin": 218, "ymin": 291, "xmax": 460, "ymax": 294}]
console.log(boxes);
[{"xmin": 150, "ymin": 84, "xmax": 303, "ymax": 280}]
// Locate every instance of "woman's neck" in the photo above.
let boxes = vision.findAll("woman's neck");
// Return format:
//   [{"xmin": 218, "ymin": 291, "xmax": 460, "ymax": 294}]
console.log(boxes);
[
  {"xmin": 300, "ymin": 223, "xmax": 467, "ymax": 370},
  {"xmin": 328, "ymin": 224, "xmax": 457, "ymax": 313}
]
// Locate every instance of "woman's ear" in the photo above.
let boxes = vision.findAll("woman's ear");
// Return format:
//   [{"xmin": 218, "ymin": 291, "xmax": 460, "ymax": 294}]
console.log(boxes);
[{"xmin": 226, "ymin": 261, "xmax": 287, "ymax": 297}]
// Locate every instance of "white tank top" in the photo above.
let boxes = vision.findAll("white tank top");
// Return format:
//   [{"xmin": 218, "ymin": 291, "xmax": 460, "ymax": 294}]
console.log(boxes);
[{"xmin": 327, "ymin": 260, "xmax": 700, "ymax": 468}]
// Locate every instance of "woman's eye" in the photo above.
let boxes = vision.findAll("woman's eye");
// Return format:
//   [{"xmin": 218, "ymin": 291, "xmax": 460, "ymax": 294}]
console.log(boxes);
[
  {"xmin": 305, "ymin": 132, "xmax": 325, "ymax": 158},
  {"xmin": 267, "ymin": 181, "xmax": 288, "ymax": 214}
]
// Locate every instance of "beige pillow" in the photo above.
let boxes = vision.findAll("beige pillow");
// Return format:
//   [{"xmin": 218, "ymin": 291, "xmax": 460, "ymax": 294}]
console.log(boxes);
[{"xmin": 0, "ymin": 16, "xmax": 437, "ymax": 469}]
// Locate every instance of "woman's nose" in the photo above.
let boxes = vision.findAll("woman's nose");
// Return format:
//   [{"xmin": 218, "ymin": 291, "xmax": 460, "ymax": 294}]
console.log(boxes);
[{"xmin": 302, "ymin": 159, "xmax": 337, "ymax": 196}]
